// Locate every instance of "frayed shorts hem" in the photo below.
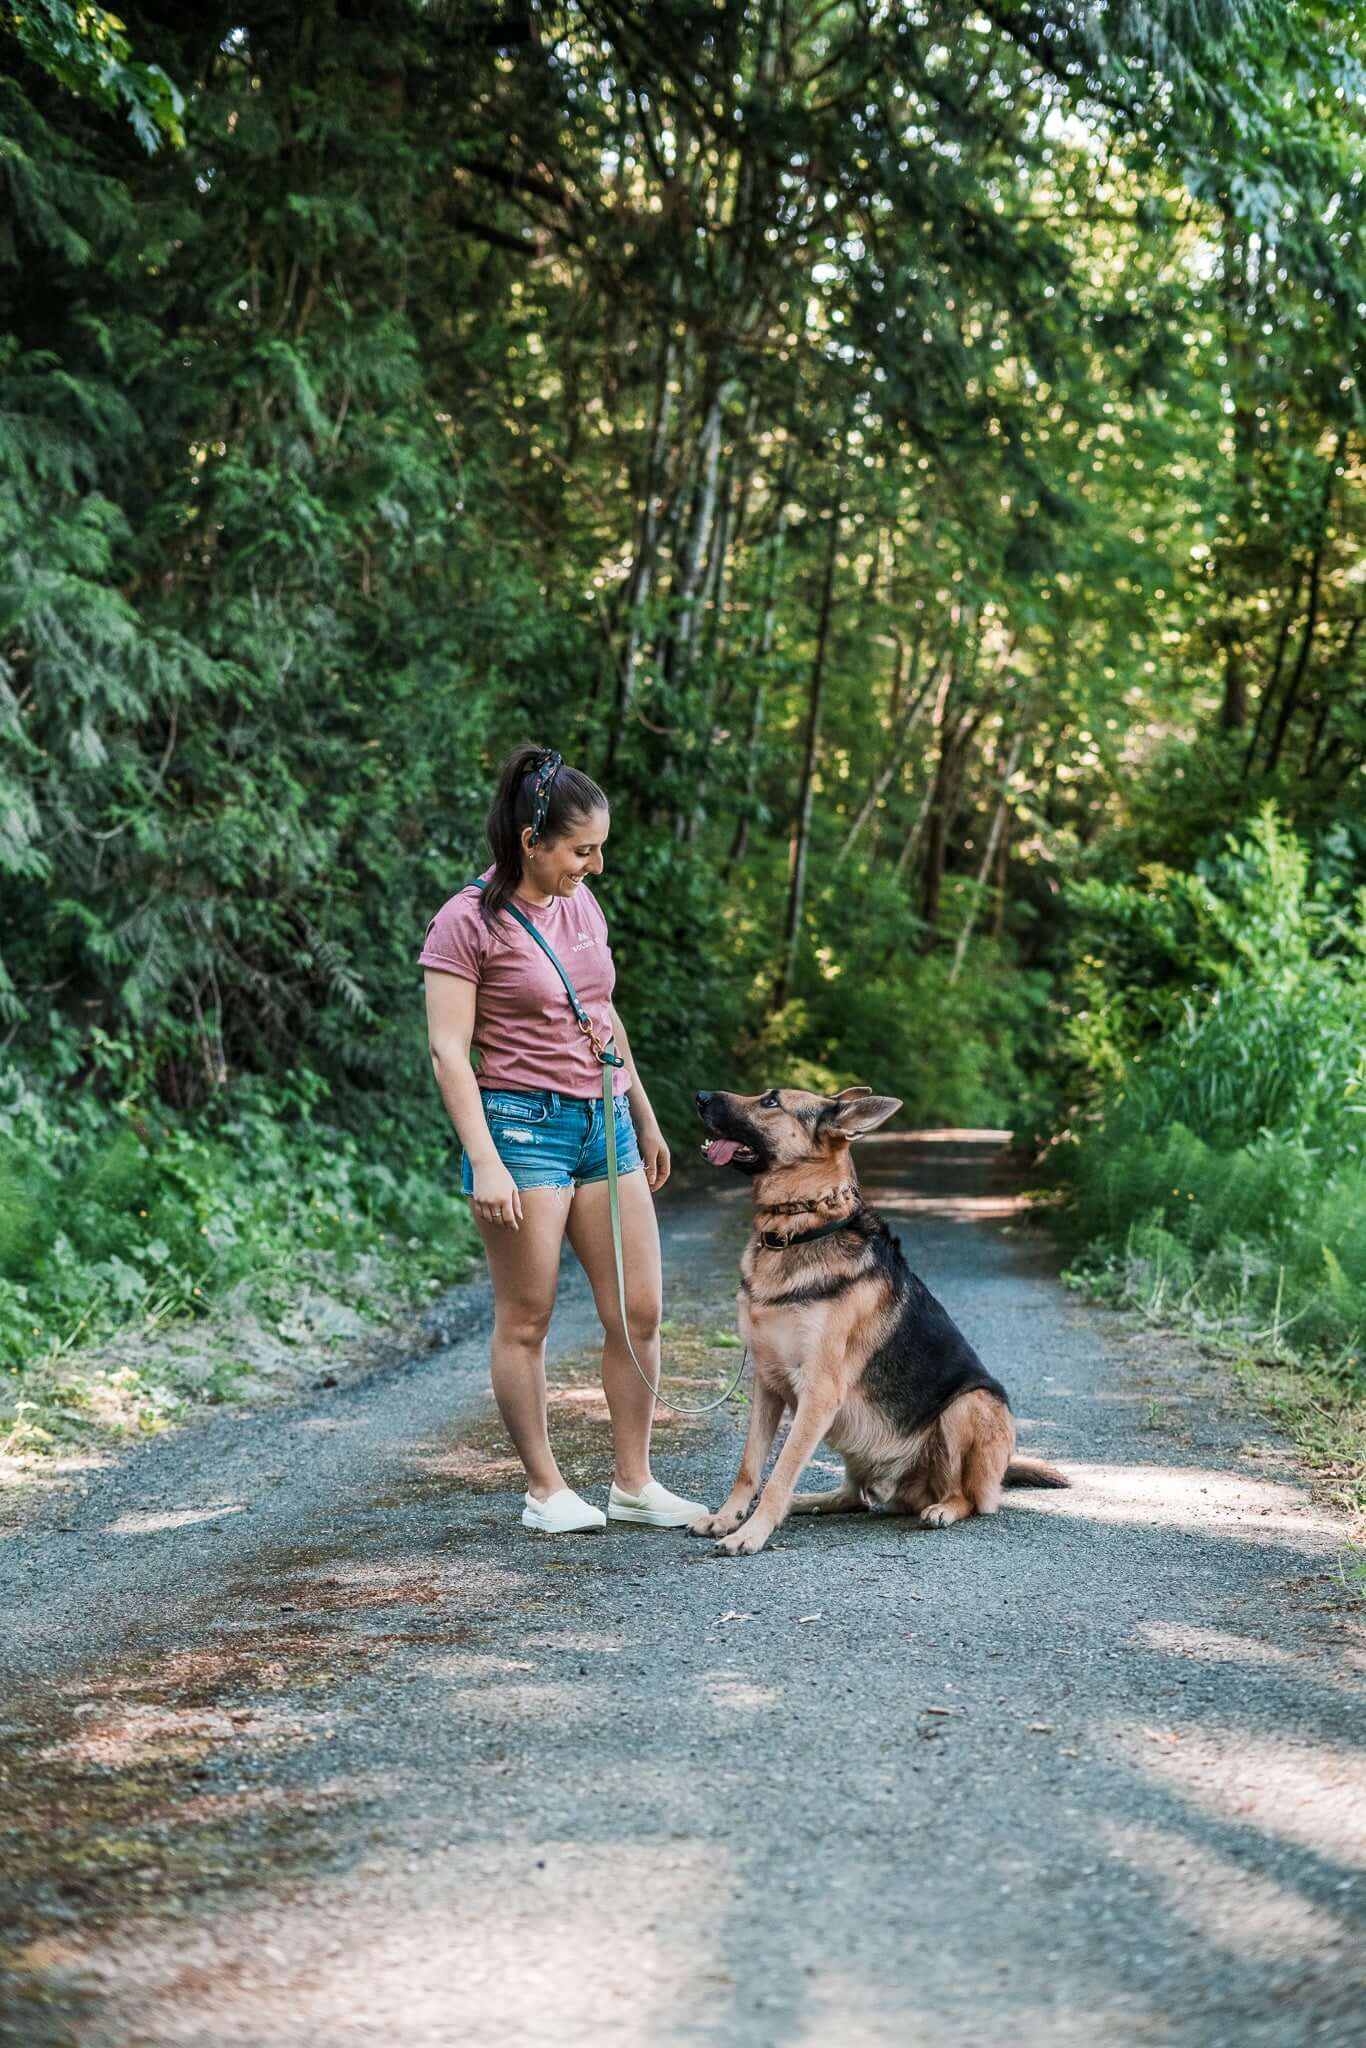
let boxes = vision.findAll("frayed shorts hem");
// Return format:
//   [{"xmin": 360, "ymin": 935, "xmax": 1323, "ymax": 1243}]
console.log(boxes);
[
  {"xmin": 459, "ymin": 1085, "xmax": 644, "ymax": 1196},
  {"xmin": 463, "ymin": 1165, "xmax": 645, "ymax": 1194}
]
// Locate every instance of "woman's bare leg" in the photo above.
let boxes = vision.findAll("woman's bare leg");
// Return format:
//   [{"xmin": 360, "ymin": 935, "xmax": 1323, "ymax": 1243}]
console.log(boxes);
[
  {"xmin": 474, "ymin": 1187, "xmax": 573, "ymax": 1500},
  {"xmin": 565, "ymin": 1170, "xmax": 661, "ymax": 1494}
]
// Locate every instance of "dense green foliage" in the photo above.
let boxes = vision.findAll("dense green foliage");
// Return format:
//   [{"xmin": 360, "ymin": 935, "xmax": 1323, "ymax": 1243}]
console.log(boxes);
[
  {"xmin": 1054, "ymin": 808, "xmax": 1366, "ymax": 1361},
  {"xmin": 0, "ymin": 1060, "xmax": 475, "ymax": 1445},
  {"xmin": 2, "ymin": 1, "xmax": 1363, "ymax": 1438}
]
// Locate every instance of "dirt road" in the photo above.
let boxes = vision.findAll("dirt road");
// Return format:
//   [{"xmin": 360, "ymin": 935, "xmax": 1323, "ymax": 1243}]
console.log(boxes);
[{"xmin": 2, "ymin": 1132, "xmax": 1362, "ymax": 2046}]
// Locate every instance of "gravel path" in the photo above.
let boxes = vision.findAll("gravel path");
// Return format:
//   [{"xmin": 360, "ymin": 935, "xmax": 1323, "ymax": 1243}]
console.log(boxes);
[{"xmin": 1, "ymin": 1132, "xmax": 1362, "ymax": 2047}]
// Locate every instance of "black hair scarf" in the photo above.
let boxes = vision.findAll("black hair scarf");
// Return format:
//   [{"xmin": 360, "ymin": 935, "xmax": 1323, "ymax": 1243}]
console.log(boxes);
[{"xmin": 529, "ymin": 749, "xmax": 563, "ymax": 843}]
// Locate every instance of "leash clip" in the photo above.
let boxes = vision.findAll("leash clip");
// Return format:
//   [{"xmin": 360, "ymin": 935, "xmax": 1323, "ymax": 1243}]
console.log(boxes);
[{"xmin": 576, "ymin": 1011, "xmax": 626, "ymax": 1068}]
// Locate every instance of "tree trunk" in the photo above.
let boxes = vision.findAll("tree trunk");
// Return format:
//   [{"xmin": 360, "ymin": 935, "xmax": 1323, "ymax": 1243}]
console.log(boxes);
[
  {"xmin": 707, "ymin": 390, "xmax": 761, "ymax": 684},
  {"xmin": 989, "ymin": 806, "xmax": 1012, "ymax": 940},
  {"xmin": 949, "ymin": 725, "xmax": 1027, "ymax": 983},
  {"xmin": 771, "ymin": 477, "xmax": 842, "ymax": 1013},
  {"xmin": 609, "ymin": 325, "xmax": 677, "ymax": 766},
  {"xmin": 919, "ymin": 711, "xmax": 980, "ymax": 953},
  {"xmin": 1264, "ymin": 430, "xmax": 1347, "ymax": 773},
  {"xmin": 1220, "ymin": 628, "xmax": 1247, "ymax": 733},
  {"xmin": 725, "ymin": 445, "xmax": 794, "ymax": 878},
  {"xmin": 1217, "ymin": 208, "xmax": 1257, "ymax": 732},
  {"xmin": 1305, "ymin": 615, "xmax": 1362, "ymax": 777},
  {"xmin": 892, "ymin": 659, "xmax": 954, "ymax": 881},
  {"xmin": 667, "ymin": 363, "xmax": 727, "ymax": 682},
  {"xmin": 1243, "ymin": 565, "xmax": 1304, "ymax": 777},
  {"xmin": 725, "ymin": 675, "xmax": 766, "ymax": 876},
  {"xmin": 834, "ymin": 631, "xmax": 946, "ymax": 870}
]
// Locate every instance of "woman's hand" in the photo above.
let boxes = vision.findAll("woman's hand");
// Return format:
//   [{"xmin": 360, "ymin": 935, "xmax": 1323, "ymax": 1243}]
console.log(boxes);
[
  {"xmin": 470, "ymin": 1160, "xmax": 524, "ymax": 1231},
  {"xmin": 638, "ymin": 1120, "xmax": 671, "ymax": 1192}
]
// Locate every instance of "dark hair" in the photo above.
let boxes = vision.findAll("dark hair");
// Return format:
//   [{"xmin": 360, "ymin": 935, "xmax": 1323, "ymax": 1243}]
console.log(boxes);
[{"xmin": 479, "ymin": 744, "xmax": 608, "ymax": 923}]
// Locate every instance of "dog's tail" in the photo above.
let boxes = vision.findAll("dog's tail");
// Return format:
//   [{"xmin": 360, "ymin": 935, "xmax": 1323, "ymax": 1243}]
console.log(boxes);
[{"xmin": 1003, "ymin": 1455, "xmax": 1069, "ymax": 1489}]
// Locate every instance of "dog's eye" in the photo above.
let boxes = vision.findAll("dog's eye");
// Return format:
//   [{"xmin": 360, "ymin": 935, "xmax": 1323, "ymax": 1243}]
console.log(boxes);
[{"xmin": 760, "ymin": 1090, "xmax": 780, "ymax": 1109}]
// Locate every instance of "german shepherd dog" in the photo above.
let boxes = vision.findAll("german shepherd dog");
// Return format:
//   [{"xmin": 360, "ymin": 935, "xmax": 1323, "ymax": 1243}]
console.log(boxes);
[{"xmin": 691, "ymin": 1086, "xmax": 1068, "ymax": 1557}]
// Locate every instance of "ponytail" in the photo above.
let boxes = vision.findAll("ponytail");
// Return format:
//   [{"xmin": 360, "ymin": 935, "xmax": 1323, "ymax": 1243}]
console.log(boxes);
[{"xmin": 480, "ymin": 745, "xmax": 609, "ymax": 924}]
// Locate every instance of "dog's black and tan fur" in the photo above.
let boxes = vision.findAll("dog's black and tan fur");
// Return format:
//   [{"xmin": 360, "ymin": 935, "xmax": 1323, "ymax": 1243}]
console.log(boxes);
[{"xmin": 691, "ymin": 1085, "xmax": 1067, "ymax": 1557}]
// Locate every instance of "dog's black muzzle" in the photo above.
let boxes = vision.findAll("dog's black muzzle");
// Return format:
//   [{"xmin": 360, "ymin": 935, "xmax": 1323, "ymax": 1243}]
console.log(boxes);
[
  {"xmin": 695, "ymin": 1090, "xmax": 739, "ymax": 1132},
  {"xmin": 695, "ymin": 1089, "xmax": 744, "ymax": 1135},
  {"xmin": 695, "ymin": 1090, "xmax": 768, "ymax": 1173}
]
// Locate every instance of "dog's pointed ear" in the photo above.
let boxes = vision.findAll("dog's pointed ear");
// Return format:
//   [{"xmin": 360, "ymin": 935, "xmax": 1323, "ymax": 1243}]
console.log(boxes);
[
  {"xmin": 834, "ymin": 1085, "xmax": 873, "ymax": 1100},
  {"xmin": 823, "ymin": 1093, "xmax": 902, "ymax": 1136}
]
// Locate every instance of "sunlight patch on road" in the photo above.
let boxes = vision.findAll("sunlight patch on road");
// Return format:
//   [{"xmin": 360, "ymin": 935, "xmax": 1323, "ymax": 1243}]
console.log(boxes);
[
  {"xmin": 518, "ymin": 1629, "xmax": 629, "ymax": 1654},
  {"xmin": 703, "ymin": 1669, "xmax": 778, "ymax": 1710},
  {"xmin": 40, "ymin": 1699, "xmax": 314, "ymax": 1770},
  {"xmin": 1133, "ymin": 1621, "xmax": 1297, "ymax": 1666},
  {"xmin": 101, "ymin": 1503, "xmax": 248, "ymax": 1535},
  {"xmin": 1006, "ymin": 1462, "xmax": 1338, "ymax": 1549},
  {"xmin": 874, "ymin": 1190, "xmax": 1037, "ymax": 1219},
  {"xmin": 1101, "ymin": 1821, "xmax": 1356, "ymax": 1960},
  {"xmin": 64, "ymin": 1839, "xmax": 737, "ymax": 2043},
  {"xmin": 151, "ymin": 1768, "xmax": 395, "ymax": 1830},
  {"xmin": 411, "ymin": 1651, "xmax": 537, "ymax": 1678},
  {"xmin": 1118, "ymin": 1725, "xmax": 1366, "ymax": 1871},
  {"xmin": 888, "ymin": 1127, "xmax": 1014, "ymax": 1144},
  {"xmin": 227, "ymin": 1553, "xmax": 524, "ymax": 1613},
  {"xmin": 441, "ymin": 1681, "xmax": 608, "ymax": 1721}
]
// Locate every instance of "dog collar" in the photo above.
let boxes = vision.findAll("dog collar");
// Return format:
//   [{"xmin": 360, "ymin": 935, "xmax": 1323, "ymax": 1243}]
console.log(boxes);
[
  {"xmin": 757, "ymin": 1209, "xmax": 864, "ymax": 1252},
  {"xmin": 762, "ymin": 1182, "xmax": 856, "ymax": 1217}
]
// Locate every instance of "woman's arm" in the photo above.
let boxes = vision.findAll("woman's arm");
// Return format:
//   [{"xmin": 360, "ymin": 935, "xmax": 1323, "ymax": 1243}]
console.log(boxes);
[
  {"xmin": 424, "ymin": 970, "xmax": 524, "ymax": 1229},
  {"xmin": 608, "ymin": 1002, "xmax": 670, "ymax": 1191}
]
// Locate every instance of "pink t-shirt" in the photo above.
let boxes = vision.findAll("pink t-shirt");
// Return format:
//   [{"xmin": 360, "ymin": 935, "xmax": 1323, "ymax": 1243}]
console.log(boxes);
[{"xmin": 418, "ymin": 868, "xmax": 629, "ymax": 1099}]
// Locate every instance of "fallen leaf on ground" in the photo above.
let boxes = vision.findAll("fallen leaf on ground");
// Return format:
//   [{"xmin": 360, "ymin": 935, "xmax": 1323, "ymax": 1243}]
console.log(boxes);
[
  {"xmin": 719, "ymin": 1611, "xmax": 754, "ymax": 1623},
  {"xmin": 797, "ymin": 1613, "xmax": 822, "ymax": 1624},
  {"xmin": 1029, "ymin": 1722, "xmax": 1054, "ymax": 1733},
  {"xmin": 922, "ymin": 1705, "xmax": 953, "ymax": 1717}
]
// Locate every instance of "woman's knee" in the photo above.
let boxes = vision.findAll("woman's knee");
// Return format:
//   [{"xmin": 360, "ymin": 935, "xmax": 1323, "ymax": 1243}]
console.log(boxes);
[
  {"xmin": 604, "ymin": 1292, "xmax": 661, "ymax": 1348},
  {"xmin": 493, "ymin": 1300, "xmax": 556, "ymax": 1350}
]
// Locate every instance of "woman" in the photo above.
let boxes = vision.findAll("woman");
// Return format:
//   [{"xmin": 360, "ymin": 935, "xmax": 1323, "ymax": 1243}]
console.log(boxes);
[{"xmin": 419, "ymin": 744, "xmax": 705, "ymax": 1535}]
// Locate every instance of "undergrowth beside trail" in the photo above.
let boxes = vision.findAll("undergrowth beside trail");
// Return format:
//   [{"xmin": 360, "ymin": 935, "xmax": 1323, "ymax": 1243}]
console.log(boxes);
[
  {"xmin": 0, "ymin": 1066, "xmax": 478, "ymax": 1460},
  {"xmin": 1050, "ymin": 808, "xmax": 1366, "ymax": 1523},
  {"xmin": 1059, "ymin": 1253, "xmax": 1366, "ymax": 1528}
]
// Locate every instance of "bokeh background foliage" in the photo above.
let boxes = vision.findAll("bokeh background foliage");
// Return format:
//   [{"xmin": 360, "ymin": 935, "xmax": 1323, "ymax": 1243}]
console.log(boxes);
[{"xmin": 1, "ymin": 1, "xmax": 1363, "ymax": 1433}]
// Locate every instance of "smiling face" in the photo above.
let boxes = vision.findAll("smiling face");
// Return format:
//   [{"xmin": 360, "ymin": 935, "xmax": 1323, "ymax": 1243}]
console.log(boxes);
[
  {"xmin": 520, "ymin": 805, "xmax": 610, "ymax": 899},
  {"xmin": 695, "ymin": 1086, "xmax": 902, "ymax": 1177}
]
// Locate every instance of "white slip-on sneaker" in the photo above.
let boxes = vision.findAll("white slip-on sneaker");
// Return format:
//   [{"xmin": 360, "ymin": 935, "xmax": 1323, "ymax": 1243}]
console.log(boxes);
[
  {"xmin": 607, "ymin": 1479, "xmax": 709, "ymax": 1529},
  {"xmin": 521, "ymin": 1487, "xmax": 607, "ymax": 1534}
]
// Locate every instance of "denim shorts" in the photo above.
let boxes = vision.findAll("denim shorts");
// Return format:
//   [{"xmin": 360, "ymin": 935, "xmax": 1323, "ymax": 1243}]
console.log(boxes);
[{"xmin": 460, "ymin": 1086, "xmax": 644, "ymax": 1193}]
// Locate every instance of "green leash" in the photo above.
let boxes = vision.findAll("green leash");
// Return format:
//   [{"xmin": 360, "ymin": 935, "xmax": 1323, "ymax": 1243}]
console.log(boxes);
[{"xmin": 469, "ymin": 879, "xmax": 747, "ymax": 1416}]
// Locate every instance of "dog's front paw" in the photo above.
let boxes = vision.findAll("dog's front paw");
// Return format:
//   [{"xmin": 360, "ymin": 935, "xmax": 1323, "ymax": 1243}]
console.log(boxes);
[
  {"xmin": 920, "ymin": 1497, "xmax": 969, "ymax": 1528},
  {"xmin": 689, "ymin": 1502, "xmax": 751, "ymax": 1538},
  {"xmin": 715, "ymin": 1521, "xmax": 771, "ymax": 1558}
]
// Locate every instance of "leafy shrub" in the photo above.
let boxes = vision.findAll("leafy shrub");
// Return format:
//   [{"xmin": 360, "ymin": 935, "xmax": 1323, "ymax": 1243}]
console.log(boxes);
[
  {"xmin": 0, "ymin": 1063, "xmax": 479, "ymax": 1427},
  {"xmin": 1053, "ymin": 807, "xmax": 1366, "ymax": 1359}
]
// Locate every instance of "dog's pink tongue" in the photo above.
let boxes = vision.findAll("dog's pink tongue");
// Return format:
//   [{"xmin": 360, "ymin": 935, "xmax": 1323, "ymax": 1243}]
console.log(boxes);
[{"xmin": 703, "ymin": 1138, "xmax": 740, "ymax": 1167}]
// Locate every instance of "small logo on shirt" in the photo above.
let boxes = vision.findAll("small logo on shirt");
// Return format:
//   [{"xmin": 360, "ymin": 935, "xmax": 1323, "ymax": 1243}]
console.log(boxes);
[{"xmin": 572, "ymin": 929, "xmax": 594, "ymax": 952}]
